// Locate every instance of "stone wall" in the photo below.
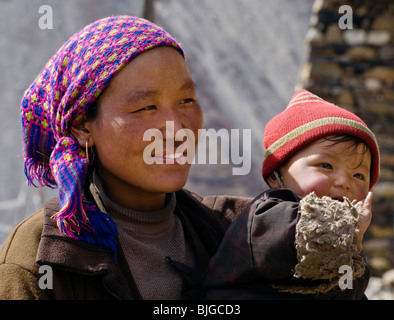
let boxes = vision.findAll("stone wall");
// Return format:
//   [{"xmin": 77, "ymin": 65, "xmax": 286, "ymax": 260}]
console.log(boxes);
[{"xmin": 297, "ymin": 0, "xmax": 394, "ymax": 276}]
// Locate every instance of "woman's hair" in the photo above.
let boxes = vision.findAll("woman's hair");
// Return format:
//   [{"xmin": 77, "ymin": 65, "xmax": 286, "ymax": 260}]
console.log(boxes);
[{"xmin": 85, "ymin": 101, "xmax": 99, "ymax": 120}]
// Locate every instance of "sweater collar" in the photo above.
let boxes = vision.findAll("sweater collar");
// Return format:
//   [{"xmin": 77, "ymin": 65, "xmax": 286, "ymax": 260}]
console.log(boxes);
[{"xmin": 90, "ymin": 170, "xmax": 177, "ymax": 236}]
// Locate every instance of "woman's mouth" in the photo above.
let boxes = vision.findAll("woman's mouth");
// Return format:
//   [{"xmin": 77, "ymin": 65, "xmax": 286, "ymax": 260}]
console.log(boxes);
[{"xmin": 147, "ymin": 152, "xmax": 188, "ymax": 164}]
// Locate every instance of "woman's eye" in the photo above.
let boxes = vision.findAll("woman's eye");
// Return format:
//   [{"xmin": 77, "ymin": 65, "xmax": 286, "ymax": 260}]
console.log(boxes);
[
  {"xmin": 180, "ymin": 98, "xmax": 195, "ymax": 105},
  {"xmin": 320, "ymin": 163, "xmax": 333, "ymax": 170},
  {"xmin": 134, "ymin": 105, "xmax": 157, "ymax": 112}
]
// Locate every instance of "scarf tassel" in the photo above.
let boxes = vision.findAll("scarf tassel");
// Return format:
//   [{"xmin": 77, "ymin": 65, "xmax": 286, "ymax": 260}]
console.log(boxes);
[
  {"xmin": 23, "ymin": 157, "xmax": 56, "ymax": 188},
  {"xmin": 49, "ymin": 137, "xmax": 119, "ymax": 258},
  {"xmin": 53, "ymin": 199, "xmax": 119, "ymax": 258}
]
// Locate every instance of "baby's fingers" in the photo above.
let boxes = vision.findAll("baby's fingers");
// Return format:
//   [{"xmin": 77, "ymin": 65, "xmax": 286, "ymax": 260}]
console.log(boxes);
[
  {"xmin": 356, "ymin": 192, "xmax": 373, "ymax": 252},
  {"xmin": 363, "ymin": 192, "xmax": 373, "ymax": 209}
]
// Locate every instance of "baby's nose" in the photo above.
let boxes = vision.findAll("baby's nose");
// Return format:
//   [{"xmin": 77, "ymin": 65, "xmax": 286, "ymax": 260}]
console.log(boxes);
[{"xmin": 334, "ymin": 173, "xmax": 351, "ymax": 190}]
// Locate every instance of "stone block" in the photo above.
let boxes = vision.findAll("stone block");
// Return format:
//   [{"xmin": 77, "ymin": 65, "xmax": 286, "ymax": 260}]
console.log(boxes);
[
  {"xmin": 310, "ymin": 61, "xmax": 343, "ymax": 82},
  {"xmin": 371, "ymin": 12, "xmax": 394, "ymax": 31},
  {"xmin": 364, "ymin": 78, "xmax": 383, "ymax": 91},
  {"xmin": 364, "ymin": 66, "xmax": 394, "ymax": 82},
  {"xmin": 343, "ymin": 29, "xmax": 367, "ymax": 45},
  {"xmin": 326, "ymin": 23, "xmax": 344, "ymax": 44},
  {"xmin": 347, "ymin": 46, "xmax": 377, "ymax": 61},
  {"xmin": 367, "ymin": 30, "xmax": 392, "ymax": 46}
]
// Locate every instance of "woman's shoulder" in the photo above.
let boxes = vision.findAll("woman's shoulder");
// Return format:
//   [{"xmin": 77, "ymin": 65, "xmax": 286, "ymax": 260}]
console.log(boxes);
[
  {"xmin": 0, "ymin": 207, "xmax": 45, "ymax": 273},
  {"xmin": 177, "ymin": 188, "xmax": 252, "ymax": 210},
  {"xmin": 176, "ymin": 188, "xmax": 253, "ymax": 227}
]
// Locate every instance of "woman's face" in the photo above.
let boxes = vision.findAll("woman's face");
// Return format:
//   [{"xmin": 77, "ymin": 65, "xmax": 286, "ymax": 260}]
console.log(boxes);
[{"xmin": 85, "ymin": 46, "xmax": 203, "ymax": 211}]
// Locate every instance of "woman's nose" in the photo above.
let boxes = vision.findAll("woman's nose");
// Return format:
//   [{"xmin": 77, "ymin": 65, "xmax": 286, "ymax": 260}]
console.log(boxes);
[
  {"xmin": 161, "ymin": 120, "xmax": 183, "ymax": 141},
  {"xmin": 158, "ymin": 110, "xmax": 184, "ymax": 141}
]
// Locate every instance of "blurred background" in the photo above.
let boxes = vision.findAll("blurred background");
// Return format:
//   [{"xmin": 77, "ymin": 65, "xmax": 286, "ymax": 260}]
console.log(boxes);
[{"xmin": 0, "ymin": 0, "xmax": 392, "ymax": 299}]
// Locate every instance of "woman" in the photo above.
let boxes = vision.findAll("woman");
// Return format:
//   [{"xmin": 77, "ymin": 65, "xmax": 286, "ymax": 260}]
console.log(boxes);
[{"xmin": 0, "ymin": 15, "xmax": 251, "ymax": 299}]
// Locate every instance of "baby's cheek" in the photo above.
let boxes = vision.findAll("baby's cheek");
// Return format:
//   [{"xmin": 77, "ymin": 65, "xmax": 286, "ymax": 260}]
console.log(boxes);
[
  {"xmin": 300, "ymin": 177, "xmax": 330, "ymax": 198},
  {"xmin": 353, "ymin": 189, "xmax": 369, "ymax": 202}
]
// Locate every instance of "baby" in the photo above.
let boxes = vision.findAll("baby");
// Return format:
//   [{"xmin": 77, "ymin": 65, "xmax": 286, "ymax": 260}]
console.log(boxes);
[{"xmin": 200, "ymin": 89, "xmax": 380, "ymax": 300}]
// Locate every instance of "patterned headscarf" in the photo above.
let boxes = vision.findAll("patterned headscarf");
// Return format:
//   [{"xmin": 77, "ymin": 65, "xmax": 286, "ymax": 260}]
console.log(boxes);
[{"xmin": 21, "ymin": 16, "xmax": 184, "ymax": 256}]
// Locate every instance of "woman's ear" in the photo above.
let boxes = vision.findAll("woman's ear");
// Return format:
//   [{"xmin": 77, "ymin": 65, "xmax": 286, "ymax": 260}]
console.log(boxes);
[
  {"xmin": 70, "ymin": 117, "xmax": 93, "ymax": 148},
  {"xmin": 267, "ymin": 172, "xmax": 282, "ymax": 189}
]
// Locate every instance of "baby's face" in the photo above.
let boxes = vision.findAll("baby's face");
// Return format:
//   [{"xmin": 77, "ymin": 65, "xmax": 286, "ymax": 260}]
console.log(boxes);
[{"xmin": 278, "ymin": 137, "xmax": 371, "ymax": 202}]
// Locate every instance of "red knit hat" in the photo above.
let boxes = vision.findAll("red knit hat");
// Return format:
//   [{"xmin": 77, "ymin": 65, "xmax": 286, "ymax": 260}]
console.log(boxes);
[{"xmin": 262, "ymin": 89, "xmax": 380, "ymax": 189}]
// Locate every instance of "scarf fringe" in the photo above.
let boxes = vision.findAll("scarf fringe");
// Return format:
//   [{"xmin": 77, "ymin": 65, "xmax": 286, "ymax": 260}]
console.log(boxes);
[
  {"xmin": 49, "ymin": 137, "xmax": 119, "ymax": 258},
  {"xmin": 23, "ymin": 157, "xmax": 56, "ymax": 188},
  {"xmin": 53, "ymin": 199, "xmax": 118, "ymax": 258}
]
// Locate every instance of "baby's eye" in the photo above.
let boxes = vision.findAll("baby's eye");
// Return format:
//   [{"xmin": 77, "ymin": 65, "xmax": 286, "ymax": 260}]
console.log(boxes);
[
  {"xmin": 353, "ymin": 173, "xmax": 365, "ymax": 180},
  {"xmin": 320, "ymin": 163, "xmax": 333, "ymax": 170}
]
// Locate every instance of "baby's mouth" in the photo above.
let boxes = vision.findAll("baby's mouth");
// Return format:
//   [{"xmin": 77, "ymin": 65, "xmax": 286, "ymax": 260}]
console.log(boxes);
[{"xmin": 331, "ymin": 195, "xmax": 344, "ymax": 202}]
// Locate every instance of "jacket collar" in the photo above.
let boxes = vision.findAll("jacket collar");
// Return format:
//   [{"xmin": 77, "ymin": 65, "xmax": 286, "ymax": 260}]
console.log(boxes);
[
  {"xmin": 36, "ymin": 197, "xmax": 135, "ymax": 299},
  {"xmin": 36, "ymin": 197, "xmax": 115, "ymax": 273}
]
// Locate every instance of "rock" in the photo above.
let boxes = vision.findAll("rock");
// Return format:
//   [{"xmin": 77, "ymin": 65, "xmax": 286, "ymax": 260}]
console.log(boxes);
[
  {"xmin": 364, "ymin": 78, "xmax": 382, "ymax": 91},
  {"xmin": 297, "ymin": 63, "xmax": 312, "ymax": 87},
  {"xmin": 312, "ymin": 0, "xmax": 325, "ymax": 13},
  {"xmin": 325, "ymin": 23, "xmax": 343, "ymax": 44},
  {"xmin": 343, "ymin": 29, "xmax": 366, "ymax": 45},
  {"xmin": 378, "ymin": 45, "xmax": 394, "ymax": 60},
  {"xmin": 366, "ymin": 30, "xmax": 391, "ymax": 46},
  {"xmin": 371, "ymin": 12, "xmax": 394, "ymax": 31},
  {"xmin": 369, "ymin": 256, "xmax": 392, "ymax": 272},
  {"xmin": 383, "ymin": 88, "xmax": 394, "ymax": 101},
  {"xmin": 369, "ymin": 225, "xmax": 394, "ymax": 238},
  {"xmin": 310, "ymin": 61, "xmax": 343, "ymax": 82},
  {"xmin": 338, "ymin": 88, "xmax": 355, "ymax": 106},
  {"xmin": 366, "ymin": 276, "xmax": 394, "ymax": 300},
  {"xmin": 364, "ymin": 238, "xmax": 392, "ymax": 252},
  {"xmin": 382, "ymin": 269, "xmax": 394, "ymax": 287},
  {"xmin": 381, "ymin": 153, "xmax": 394, "ymax": 168},
  {"xmin": 372, "ymin": 181, "xmax": 394, "ymax": 197},
  {"xmin": 305, "ymin": 27, "xmax": 324, "ymax": 46},
  {"xmin": 363, "ymin": 66, "xmax": 394, "ymax": 82},
  {"xmin": 347, "ymin": 46, "xmax": 376, "ymax": 61},
  {"xmin": 359, "ymin": 100, "xmax": 394, "ymax": 118},
  {"xmin": 379, "ymin": 167, "xmax": 394, "ymax": 181}
]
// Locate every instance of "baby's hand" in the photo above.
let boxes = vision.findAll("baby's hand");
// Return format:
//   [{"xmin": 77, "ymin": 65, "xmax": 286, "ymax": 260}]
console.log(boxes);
[{"xmin": 356, "ymin": 192, "xmax": 373, "ymax": 252}]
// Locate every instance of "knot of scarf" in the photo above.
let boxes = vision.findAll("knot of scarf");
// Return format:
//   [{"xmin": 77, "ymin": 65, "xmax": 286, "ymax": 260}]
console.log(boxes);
[{"xmin": 49, "ymin": 137, "xmax": 117, "ymax": 252}]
